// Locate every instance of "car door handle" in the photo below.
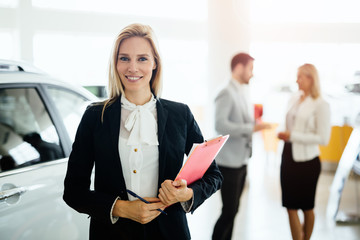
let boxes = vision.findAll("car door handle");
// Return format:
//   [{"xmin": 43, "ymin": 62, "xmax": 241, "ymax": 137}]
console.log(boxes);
[{"xmin": 0, "ymin": 186, "xmax": 27, "ymax": 201}]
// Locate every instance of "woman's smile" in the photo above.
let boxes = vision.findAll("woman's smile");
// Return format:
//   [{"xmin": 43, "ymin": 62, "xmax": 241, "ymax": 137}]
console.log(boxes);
[{"xmin": 126, "ymin": 75, "xmax": 143, "ymax": 82}]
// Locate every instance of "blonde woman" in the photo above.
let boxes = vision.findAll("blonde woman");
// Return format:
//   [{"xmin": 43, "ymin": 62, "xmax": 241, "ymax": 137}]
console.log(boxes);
[
  {"xmin": 278, "ymin": 64, "xmax": 331, "ymax": 240},
  {"xmin": 63, "ymin": 23, "xmax": 222, "ymax": 239}
]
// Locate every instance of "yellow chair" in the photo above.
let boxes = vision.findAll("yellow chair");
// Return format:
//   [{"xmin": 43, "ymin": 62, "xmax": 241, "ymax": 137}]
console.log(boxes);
[{"xmin": 319, "ymin": 125, "xmax": 353, "ymax": 162}]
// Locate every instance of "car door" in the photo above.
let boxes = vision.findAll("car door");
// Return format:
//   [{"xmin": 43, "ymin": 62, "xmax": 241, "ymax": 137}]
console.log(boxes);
[{"xmin": 0, "ymin": 85, "xmax": 89, "ymax": 240}]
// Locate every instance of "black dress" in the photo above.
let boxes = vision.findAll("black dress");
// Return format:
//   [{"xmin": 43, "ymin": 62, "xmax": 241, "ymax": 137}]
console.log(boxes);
[{"xmin": 280, "ymin": 142, "xmax": 321, "ymax": 210}]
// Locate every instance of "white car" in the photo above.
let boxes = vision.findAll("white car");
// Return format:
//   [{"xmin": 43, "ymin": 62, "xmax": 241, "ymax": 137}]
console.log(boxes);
[{"xmin": 0, "ymin": 60, "xmax": 98, "ymax": 240}]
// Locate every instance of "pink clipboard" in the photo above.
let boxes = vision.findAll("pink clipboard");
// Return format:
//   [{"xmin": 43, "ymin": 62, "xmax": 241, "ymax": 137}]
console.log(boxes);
[{"xmin": 175, "ymin": 135, "xmax": 229, "ymax": 185}]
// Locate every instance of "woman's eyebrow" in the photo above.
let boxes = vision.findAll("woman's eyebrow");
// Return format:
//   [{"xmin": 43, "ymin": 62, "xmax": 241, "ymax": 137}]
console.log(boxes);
[
  {"xmin": 118, "ymin": 53, "xmax": 151, "ymax": 57},
  {"xmin": 136, "ymin": 53, "xmax": 151, "ymax": 58}
]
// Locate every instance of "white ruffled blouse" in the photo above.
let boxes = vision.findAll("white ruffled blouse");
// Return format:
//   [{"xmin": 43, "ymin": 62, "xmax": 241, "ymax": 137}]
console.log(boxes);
[
  {"xmin": 119, "ymin": 94, "xmax": 159, "ymax": 201},
  {"xmin": 110, "ymin": 94, "xmax": 192, "ymax": 223}
]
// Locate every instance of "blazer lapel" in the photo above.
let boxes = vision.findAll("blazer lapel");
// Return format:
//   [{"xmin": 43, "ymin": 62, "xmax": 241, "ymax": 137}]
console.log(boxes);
[
  {"xmin": 156, "ymin": 99, "xmax": 168, "ymax": 185},
  {"xmin": 104, "ymin": 97, "xmax": 122, "ymax": 167},
  {"xmin": 103, "ymin": 97, "xmax": 129, "ymax": 194}
]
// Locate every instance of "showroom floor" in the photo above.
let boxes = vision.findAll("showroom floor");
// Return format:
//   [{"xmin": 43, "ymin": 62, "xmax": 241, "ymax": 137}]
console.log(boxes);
[{"xmin": 187, "ymin": 135, "xmax": 360, "ymax": 240}]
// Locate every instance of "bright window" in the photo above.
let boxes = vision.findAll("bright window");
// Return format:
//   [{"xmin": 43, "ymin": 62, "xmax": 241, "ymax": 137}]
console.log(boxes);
[
  {"xmin": 33, "ymin": 33, "xmax": 113, "ymax": 86},
  {"xmin": 0, "ymin": 32, "xmax": 15, "ymax": 59},
  {"xmin": 159, "ymin": 39, "xmax": 208, "ymax": 104},
  {"xmin": 250, "ymin": 42, "xmax": 360, "ymax": 126},
  {"xmin": 250, "ymin": 0, "xmax": 360, "ymax": 23},
  {"xmin": 32, "ymin": 0, "xmax": 207, "ymax": 20},
  {"xmin": 158, "ymin": 39, "xmax": 209, "ymax": 131},
  {"xmin": 0, "ymin": 0, "xmax": 18, "ymax": 8}
]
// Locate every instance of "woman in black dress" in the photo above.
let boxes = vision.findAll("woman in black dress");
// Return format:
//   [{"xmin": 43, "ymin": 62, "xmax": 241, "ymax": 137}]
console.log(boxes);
[{"xmin": 278, "ymin": 64, "xmax": 331, "ymax": 240}]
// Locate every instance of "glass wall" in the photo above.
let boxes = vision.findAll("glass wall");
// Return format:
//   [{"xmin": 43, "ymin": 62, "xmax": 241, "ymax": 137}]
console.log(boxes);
[
  {"xmin": 249, "ymin": 0, "xmax": 360, "ymax": 127},
  {"xmin": 250, "ymin": 43, "xmax": 360, "ymax": 126},
  {"xmin": 32, "ymin": 0, "xmax": 207, "ymax": 20},
  {"xmin": 0, "ymin": 32, "xmax": 15, "ymax": 60},
  {"xmin": 2, "ymin": 0, "xmax": 360, "ymax": 133},
  {"xmin": 250, "ymin": 0, "xmax": 360, "ymax": 23}
]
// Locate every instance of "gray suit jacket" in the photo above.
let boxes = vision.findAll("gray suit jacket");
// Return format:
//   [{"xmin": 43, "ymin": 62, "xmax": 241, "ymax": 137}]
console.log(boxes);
[{"xmin": 214, "ymin": 80, "xmax": 254, "ymax": 168}]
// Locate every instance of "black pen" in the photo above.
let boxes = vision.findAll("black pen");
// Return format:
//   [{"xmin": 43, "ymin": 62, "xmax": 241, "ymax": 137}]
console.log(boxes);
[{"xmin": 126, "ymin": 189, "xmax": 167, "ymax": 215}]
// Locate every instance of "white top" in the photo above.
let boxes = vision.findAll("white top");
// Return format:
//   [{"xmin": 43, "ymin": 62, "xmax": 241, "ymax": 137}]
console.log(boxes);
[
  {"xmin": 110, "ymin": 94, "xmax": 159, "ymax": 224},
  {"xmin": 286, "ymin": 97, "xmax": 301, "ymax": 132},
  {"xmin": 110, "ymin": 95, "xmax": 192, "ymax": 223},
  {"xmin": 119, "ymin": 94, "xmax": 159, "ymax": 200},
  {"xmin": 286, "ymin": 91, "xmax": 331, "ymax": 162}
]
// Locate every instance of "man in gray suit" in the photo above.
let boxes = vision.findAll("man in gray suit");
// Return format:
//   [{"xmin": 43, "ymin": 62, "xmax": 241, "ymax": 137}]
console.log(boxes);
[{"xmin": 212, "ymin": 53, "xmax": 270, "ymax": 240}]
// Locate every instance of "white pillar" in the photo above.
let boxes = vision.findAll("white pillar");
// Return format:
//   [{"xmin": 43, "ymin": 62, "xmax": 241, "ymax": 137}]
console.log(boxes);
[
  {"xmin": 208, "ymin": 0, "xmax": 251, "ymax": 90},
  {"xmin": 206, "ymin": 0, "xmax": 251, "ymax": 135}
]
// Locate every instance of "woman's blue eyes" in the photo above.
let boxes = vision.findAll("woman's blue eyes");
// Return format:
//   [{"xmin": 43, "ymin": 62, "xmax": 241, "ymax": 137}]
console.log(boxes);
[
  {"xmin": 119, "ymin": 57, "xmax": 147, "ymax": 62},
  {"xmin": 119, "ymin": 57, "xmax": 129, "ymax": 61}
]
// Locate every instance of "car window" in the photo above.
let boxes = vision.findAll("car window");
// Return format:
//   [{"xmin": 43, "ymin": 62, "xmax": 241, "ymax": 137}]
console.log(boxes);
[
  {"xmin": 46, "ymin": 86, "xmax": 90, "ymax": 142},
  {"xmin": 0, "ymin": 88, "xmax": 65, "ymax": 172}
]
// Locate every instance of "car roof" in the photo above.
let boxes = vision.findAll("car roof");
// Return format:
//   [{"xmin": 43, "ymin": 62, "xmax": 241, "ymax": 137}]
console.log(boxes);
[
  {"xmin": 0, "ymin": 59, "xmax": 99, "ymax": 101},
  {"xmin": 0, "ymin": 59, "xmax": 46, "ymax": 74}
]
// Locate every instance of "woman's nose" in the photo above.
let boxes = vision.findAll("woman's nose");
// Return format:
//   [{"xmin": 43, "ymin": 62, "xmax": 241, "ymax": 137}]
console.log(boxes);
[{"xmin": 128, "ymin": 61, "xmax": 138, "ymax": 72}]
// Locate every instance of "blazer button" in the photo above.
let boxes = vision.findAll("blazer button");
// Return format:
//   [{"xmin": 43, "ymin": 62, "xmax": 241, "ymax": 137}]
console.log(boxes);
[
  {"xmin": 133, "ymin": 170, "xmax": 137, "ymax": 174},
  {"xmin": 134, "ymin": 148, "xmax": 138, "ymax": 152}
]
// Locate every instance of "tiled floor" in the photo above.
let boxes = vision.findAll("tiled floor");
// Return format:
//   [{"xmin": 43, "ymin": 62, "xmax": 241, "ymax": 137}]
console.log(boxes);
[{"xmin": 187, "ymin": 135, "xmax": 360, "ymax": 240}]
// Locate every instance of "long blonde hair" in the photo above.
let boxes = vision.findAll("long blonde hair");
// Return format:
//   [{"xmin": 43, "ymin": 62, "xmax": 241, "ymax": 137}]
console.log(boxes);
[
  {"xmin": 101, "ymin": 23, "xmax": 163, "ymax": 121},
  {"xmin": 298, "ymin": 63, "xmax": 321, "ymax": 99}
]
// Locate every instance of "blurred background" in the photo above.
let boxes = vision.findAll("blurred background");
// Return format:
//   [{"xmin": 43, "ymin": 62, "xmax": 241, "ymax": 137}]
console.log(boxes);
[
  {"xmin": 1, "ymin": 0, "xmax": 360, "ymax": 239},
  {"xmin": 2, "ymin": 0, "xmax": 360, "ymax": 137}
]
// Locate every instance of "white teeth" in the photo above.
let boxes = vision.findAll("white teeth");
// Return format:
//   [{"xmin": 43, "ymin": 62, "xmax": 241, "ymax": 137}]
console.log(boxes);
[{"xmin": 127, "ymin": 76, "xmax": 141, "ymax": 81}]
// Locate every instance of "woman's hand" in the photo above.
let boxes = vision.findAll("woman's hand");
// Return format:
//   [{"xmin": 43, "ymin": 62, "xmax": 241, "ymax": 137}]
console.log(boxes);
[
  {"xmin": 158, "ymin": 179, "xmax": 193, "ymax": 206},
  {"xmin": 253, "ymin": 122, "xmax": 272, "ymax": 132},
  {"xmin": 277, "ymin": 131, "xmax": 290, "ymax": 141},
  {"xmin": 113, "ymin": 198, "xmax": 165, "ymax": 224}
]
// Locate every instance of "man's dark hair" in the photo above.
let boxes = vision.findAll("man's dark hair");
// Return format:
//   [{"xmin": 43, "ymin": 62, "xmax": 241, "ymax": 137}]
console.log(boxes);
[{"xmin": 231, "ymin": 53, "xmax": 254, "ymax": 71}]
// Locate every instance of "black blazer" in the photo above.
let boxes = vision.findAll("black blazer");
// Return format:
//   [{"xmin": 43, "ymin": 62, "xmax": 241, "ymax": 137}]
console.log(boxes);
[{"xmin": 63, "ymin": 96, "xmax": 223, "ymax": 240}]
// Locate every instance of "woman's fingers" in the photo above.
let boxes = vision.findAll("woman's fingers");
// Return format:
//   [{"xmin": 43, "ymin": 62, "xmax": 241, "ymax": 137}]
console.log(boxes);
[
  {"xmin": 158, "ymin": 179, "xmax": 191, "ymax": 205},
  {"xmin": 158, "ymin": 187, "xmax": 171, "ymax": 205},
  {"xmin": 118, "ymin": 198, "xmax": 164, "ymax": 224}
]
